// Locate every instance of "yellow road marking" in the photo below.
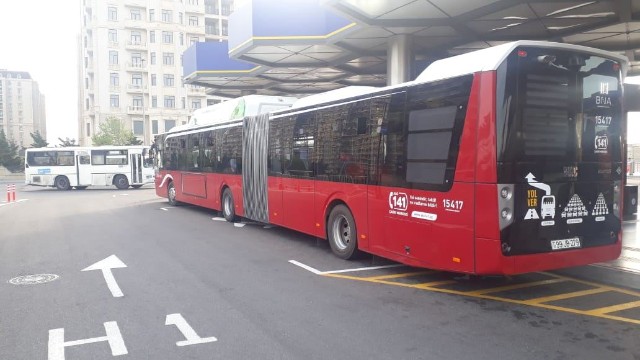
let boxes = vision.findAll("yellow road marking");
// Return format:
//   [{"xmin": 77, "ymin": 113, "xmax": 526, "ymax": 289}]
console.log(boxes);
[
  {"xmin": 365, "ymin": 271, "xmax": 435, "ymax": 281},
  {"xmin": 525, "ymin": 288, "xmax": 609, "ymax": 304},
  {"xmin": 413, "ymin": 280, "xmax": 457, "ymax": 289},
  {"xmin": 540, "ymin": 272, "xmax": 640, "ymax": 297},
  {"xmin": 465, "ymin": 279, "xmax": 566, "ymax": 296},
  {"xmin": 322, "ymin": 271, "xmax": 640, "ymax": 325},
  {"xmin": 586, "ymin": 300, "xmax": 640, "ymax": 315}
]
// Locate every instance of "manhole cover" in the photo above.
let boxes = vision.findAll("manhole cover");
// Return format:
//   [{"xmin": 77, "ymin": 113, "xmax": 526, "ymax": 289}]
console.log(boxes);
[{"xmin": 8, "ymin": 274, "xmax": 59, "ymax": 285}]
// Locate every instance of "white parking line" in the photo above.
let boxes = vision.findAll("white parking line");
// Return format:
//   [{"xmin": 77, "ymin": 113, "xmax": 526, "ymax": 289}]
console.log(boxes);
[
  {"xmin": 289, "ymin": 260, "xmax": 404, "ymax": 275},
  {"xmin": 0, "ymin": 199, "xmax": 29, "ymax": 207}
]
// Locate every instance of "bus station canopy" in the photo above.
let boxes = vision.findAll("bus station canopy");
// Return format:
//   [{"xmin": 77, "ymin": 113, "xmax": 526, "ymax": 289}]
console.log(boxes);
[{"xmin": 183, "ymin": 0, "xmax": 640, "ymax": 97}]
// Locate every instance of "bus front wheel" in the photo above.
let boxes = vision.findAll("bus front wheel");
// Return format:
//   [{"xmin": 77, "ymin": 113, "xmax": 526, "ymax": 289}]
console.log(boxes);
[
  {"xmin": 55, "ymin": 176, "xmax": 71, "ymax": 191},
  {"xmin": 222, "ymin": 188, "xmax": 237, "ymax": 222},
  {"xmin": 114, "ymin": 175, "xmax": 129, "ymax": 190},
  {"xmin": 327, "ymin": 204, "xmax": 360, "ymax": 260}
]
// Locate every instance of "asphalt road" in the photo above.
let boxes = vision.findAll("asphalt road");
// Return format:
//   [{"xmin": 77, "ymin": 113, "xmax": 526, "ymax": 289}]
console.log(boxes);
[{"xmin": 0, "ymin": 186, "xmax": 638, "ymax": 360}]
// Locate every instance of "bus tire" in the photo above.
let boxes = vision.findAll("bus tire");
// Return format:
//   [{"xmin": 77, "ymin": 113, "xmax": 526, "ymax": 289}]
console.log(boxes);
[
  {"xmin": 114, "ymin": 175, "xmax": 129, "ymax": 190},
  {"xmin": 222, "ymin": 188, "xmax": 237, "ymax": 222},
  {"xmin": 54, "ymin": 176, "xmax": 71, "ymax": 190},
  {"xmin": 167, "ymin": 181, "xmax": 178, "ymax": 206},
  {"xmin": 327, "ymin": 204, "xmax": 360, "ymax": 260}
]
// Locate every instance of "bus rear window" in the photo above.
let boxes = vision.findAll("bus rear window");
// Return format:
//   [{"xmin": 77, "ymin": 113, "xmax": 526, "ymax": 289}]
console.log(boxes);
[{"xmin": 497, "ymin": 47, "xmax": 622, "ymax": 164}]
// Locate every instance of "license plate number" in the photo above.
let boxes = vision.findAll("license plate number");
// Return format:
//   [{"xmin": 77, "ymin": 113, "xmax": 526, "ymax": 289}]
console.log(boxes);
[{"xmin": 550, "ymin": 238, "xmax": 581, "ymax": 250}]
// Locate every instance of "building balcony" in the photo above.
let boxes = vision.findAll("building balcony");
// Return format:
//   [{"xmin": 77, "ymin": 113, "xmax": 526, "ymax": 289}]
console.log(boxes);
[
  {"xmin": 127, "ymin": 84, "xmax": 148, "ymax": 92},
  {"xmin": 184, "ymin": 3, "xmax": 204, "ymax": 14},
  {"xmin": 126, "ymin": 40, "xmax": 147, "ymax": 50},
  {"xmin": 127, "ymin": 63, "xmax": 149, "ymax": 72},
  {"xmin": 125, "ymin": 0, "xmax": 147, "ymax": 8},
  {"xmin": 127, "ymin": 106, "xmax": 145, "ymax": 114},
  {"xmin": 187, "ymin": 87, "xmax": 206, "ymax": 95},
  {"xmin": 124, "ymin": 18, "xmax": 146, "ymax": 29}
]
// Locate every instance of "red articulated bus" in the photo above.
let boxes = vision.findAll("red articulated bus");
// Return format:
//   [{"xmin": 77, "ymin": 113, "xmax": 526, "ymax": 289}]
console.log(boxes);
[{"xmin": 154, "ymin": 41, "xmax": 628, "ymax": 275}]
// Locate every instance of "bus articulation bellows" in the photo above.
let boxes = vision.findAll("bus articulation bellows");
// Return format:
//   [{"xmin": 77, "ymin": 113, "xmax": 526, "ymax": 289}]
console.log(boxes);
[{"xmin": 154, "ymin": 41, "xmax": 627, "ymax": 275}]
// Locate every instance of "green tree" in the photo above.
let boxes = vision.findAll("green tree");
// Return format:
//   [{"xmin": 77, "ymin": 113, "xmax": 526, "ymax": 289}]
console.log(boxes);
[
  {"xmin": 30, "ymin": 131, "xmax": 49, "ymax": 148},
  {"xmin": 92, "ymin": 116, "xmax": 141, "ymax": 145},
  {"xmin": 58, "ymin": 137, "xmax": 78, "ymax": 147},
  {"xmin": 0, "ymin": 129, "xmax": 22, "ymax": 172}
]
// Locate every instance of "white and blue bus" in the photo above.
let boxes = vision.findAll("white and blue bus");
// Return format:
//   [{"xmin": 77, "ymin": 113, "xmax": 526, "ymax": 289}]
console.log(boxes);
[{"xmin": 25, "ymin": 146, "xmax": 154, "ymax": 190}]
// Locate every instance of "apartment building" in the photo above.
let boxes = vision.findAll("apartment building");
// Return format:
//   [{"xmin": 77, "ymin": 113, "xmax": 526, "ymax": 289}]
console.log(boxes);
[
  {"xmin": 0, "ymin": 70, "xmax": 47, "ymax": 148},
  {"xmin": 79, "ymin": 0, "xmax": 233, "ymax": 146}
]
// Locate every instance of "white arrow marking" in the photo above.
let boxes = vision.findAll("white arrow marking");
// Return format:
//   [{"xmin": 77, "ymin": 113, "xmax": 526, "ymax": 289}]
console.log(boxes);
[
  {"xmin": 165, "ymin": 313, "xmax": 217, "ymax": 347},
  {"xmin": 525, "ymin": 173, "xmax": 551, "ymax": 195},
  {"xmin": 82, "ymin": 255, "xmax": 127, "ymax": 298}
]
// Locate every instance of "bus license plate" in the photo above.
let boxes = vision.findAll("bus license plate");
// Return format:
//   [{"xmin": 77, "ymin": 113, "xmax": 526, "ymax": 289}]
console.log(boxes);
[{"xmin": 550, "ymin": 238, "xmax": 581, "ymax": 250}]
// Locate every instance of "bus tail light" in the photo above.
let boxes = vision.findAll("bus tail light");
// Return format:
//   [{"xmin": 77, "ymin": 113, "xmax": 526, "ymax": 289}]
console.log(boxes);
[
  {"xmin": 497, "ymin": 184, "xmax": 515, "ymax": 230},
  {"xmin": 613, "ymin": 181, "xmax": 621, "ymax": 219}
]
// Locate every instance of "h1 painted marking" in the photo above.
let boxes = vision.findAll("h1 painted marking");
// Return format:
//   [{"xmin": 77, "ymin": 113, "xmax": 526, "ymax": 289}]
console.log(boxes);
[
  {"xmin": 82, "ymin": 255, "xmax": 127, "ymax": 298},
  {"xmin": 165, "ymin": 313, "xmax": 218, "ymax": 347},
  {"xmin": 48, "ymin": 321, "xmax": 127, "ymax": 360}
]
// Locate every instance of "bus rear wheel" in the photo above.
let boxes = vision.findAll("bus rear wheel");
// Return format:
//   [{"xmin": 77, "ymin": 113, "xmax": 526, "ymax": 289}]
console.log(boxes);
[
  {"xmin": 55, "ymin": 176, "xmax": 71, "ymax": 190},
  {"xmin": 222, "ymin": 188, "xmax": 237, "ymax": 222},
  {"xmin": 327, "ymin": 204, "xmax": 360, "ymax": 260},
  {"xmin": 114, "ymin": 175, "xmax": 129, "ymax": 190},
  {"xmin": 167, "ymin": 182, "xmax": 178, "ymax": 206}
]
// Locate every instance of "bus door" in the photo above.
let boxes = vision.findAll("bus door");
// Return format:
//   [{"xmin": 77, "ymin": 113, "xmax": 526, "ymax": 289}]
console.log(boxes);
[
  {"xmin": 130, "ymin": 152, "xmax": 143, "ymax": 184},
  {"xmin": 76, "ymin": 151, "xmax": 92, "ymax": 186}
]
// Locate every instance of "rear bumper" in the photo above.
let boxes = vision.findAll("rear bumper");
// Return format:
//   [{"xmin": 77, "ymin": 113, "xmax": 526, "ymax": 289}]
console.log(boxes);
[{"xmin": 475, "ymin": 236, "xmax": 622, "ymax": 275}]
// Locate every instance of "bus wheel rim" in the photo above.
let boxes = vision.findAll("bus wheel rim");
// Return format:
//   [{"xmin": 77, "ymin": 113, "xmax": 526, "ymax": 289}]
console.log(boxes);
[
  {"xmin": 169, "ymin": 186, "xmax": 176, "ymax": 201},
  {"xmin": 224, "ymin": 196, "xmax": 231, "ymax": 216},
  {"xmin": 332, "ymin": 215, "xmax": 350, "ymax": 251}
]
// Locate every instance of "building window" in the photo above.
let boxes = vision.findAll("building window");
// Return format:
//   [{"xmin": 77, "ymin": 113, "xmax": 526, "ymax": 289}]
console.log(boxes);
[
  {"xmin": 181, "ymin": 97, "xmax": 186, "ymax": 109},
  {"xmin": 108, "ymin": 6, "xmax": 118, "ymax": 21},
  {"xmin": 110, "ymin": 94, "xmax": 119, "ymax": 108},
  {"xmin": 163, "ymin": 74, "xmax": 174, "ymax": 87},
  {"xmin": 86, "ymin": 123, "xmax": 91, "ymax": 137},
  {"xmin": 132, "ymin": 95, "xmax": 143, "ymax": 109},
  {"xmin": 164, "ymin": 96, "xmax": 175, "ymax": 108},
  {"xmin": 191, "ymin": 99, "xmax": 201, "ymax": 110},
  {"xmin": 188, "ymin": 16, "xmax": 198, "ymax": 26},
  {"xmin": 131, "ymin": 73, "xmax": 142, "ymax": 87},
  {"xmin": 205, "ymin": 18, "xmax": 216, "ymax": 35},
  {"xmin": 131, "ymin": 31, "xmax": 141, "ymax": 44},
  {"xmin": 110, "ymin": 73, "xmax": 119, "ymax": 87},
  {"xmin": 152, "ymin": 96, "xmax": 157, "ymax": 107},
  {"xmin": 162, "ymin": 9, "xmax": 172, "ymax": 22},
  {"xmin": 151, "ymin": 74, "xmax": 157, "ymax": 86},
  {"xmin": 165, "ymin": 119, "xmax": 176, "ymax": 131},
  {"xmin": 188, "ymin": 0, "xmax": 199, "ymax": 5},
  {"xmin": 108, "ymin": 29, "xmax": 117, "ymax": 42},
  {"xmin": 150, "ymin": 31, "xmax": 155, "ymax": 43},
  {"xmin": 133, "ymin": 120, "xmax": 144, "ymax": 135},
  {"xmin": 152, "ymin": 120, "xmax": 159, "ymax": 134},
  {"xmin": 130, "ymin": 9, "xmax": 141, "ymax": 20},
  {"xmin": 131, "ymin": 52, "xmax": 142, "ymax": 67},
  {"xmin": 179, "ymin": 12, "xmax": 183, "ymax": 24},
  {"xmin": 221, "ymin": 0, "xmax": 233, "ymax": 15},
  {"xmin": 150, "ymin": 52, "xmax": 156, "ymax": 65},
  {"xmin": 162, "ymin": 31, "xmax": 173, "ymax": 44},
  {"xmin": 163, "ymin": 53, "xmax": 174, "ymax": 66},
  {"xmin": 179, "ymin": 33, "xmax": 184, "ymax": 46},
  {"xmin": 222, "ymin": 20, "xmax": 228, "ymax": 36},
  {"xmin": 149, "ymin": 9, "xmax": 155, "ymax": 21},
  {"xmin": 109, "ymin": 50, "xmax": 118, "ymax": 65}
]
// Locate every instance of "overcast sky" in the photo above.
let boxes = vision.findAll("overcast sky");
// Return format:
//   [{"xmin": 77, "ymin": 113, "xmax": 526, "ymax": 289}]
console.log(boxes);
[
  {"xmin": 0, "ymin": 0, "xmax": 81, "ymax": 144},
  {"xmin": 0, "ymin": 0, "xmax": 637, "ymax": 145}
]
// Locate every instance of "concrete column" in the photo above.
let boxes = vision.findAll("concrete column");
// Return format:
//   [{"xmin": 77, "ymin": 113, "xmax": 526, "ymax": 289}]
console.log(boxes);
[{"xmin": 387, "ymin": 34, "xmax": 413, "ymax": 86}]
